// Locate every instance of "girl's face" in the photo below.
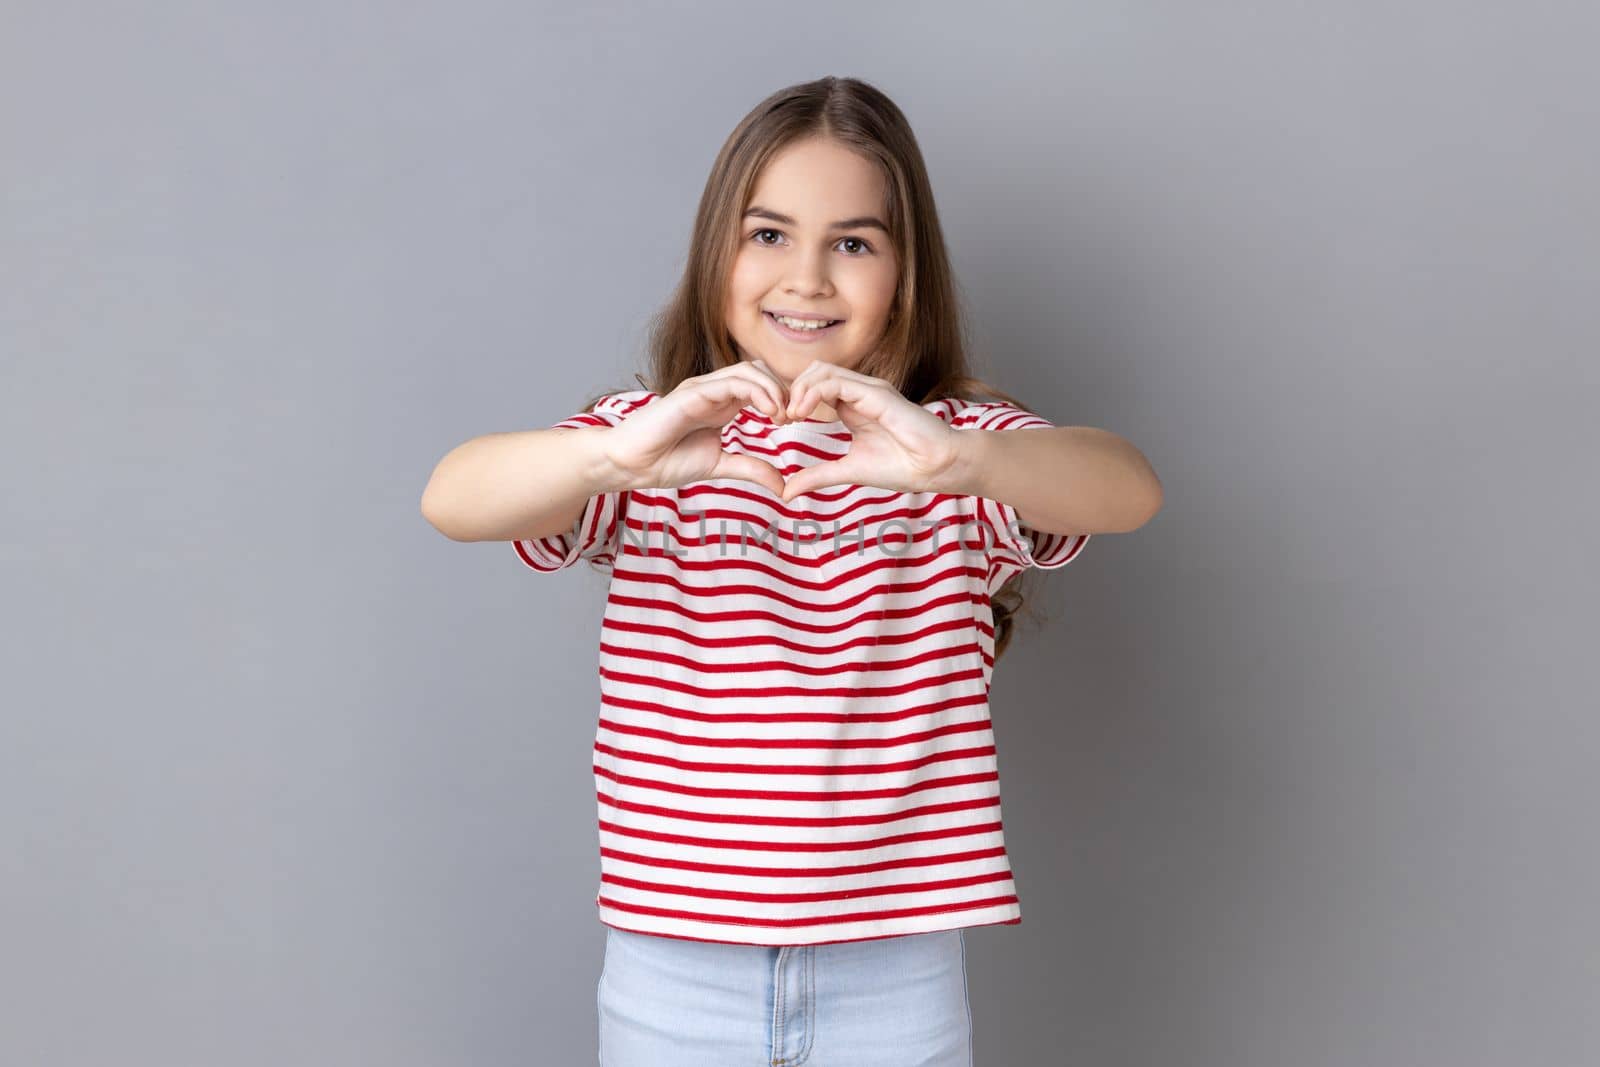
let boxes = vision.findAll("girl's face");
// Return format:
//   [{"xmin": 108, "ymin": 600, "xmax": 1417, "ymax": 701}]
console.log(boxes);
[{"xmin": 725, "ymin": 136, "xmax": 900, "ymax": 419}]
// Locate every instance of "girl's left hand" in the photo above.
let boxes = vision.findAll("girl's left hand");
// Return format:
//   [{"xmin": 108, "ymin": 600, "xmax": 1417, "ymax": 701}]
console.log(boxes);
[{"xmin": 779, "ymin": 362, "xmax": 967, "ymax": 502}]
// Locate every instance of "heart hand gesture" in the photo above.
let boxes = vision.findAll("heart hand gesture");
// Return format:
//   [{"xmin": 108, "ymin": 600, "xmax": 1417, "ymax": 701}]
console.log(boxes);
[
  {"xmin": 778, "ymin": 362, "xmax": 965, "ymax": 502},
  {"xmin": 599, "ymin": 360, "xmax": 794, "ymax": 497}
]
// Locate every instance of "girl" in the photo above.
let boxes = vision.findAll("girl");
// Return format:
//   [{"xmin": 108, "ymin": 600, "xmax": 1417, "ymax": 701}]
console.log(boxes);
[{"xmin": 422, "ymin": 76, "xmax": 1161, "ymax": 1067}]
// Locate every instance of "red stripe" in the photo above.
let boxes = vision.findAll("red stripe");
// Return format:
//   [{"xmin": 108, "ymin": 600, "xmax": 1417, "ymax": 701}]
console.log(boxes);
[
  {"xmin": 599, "ymin": 843, "xmax": 1008, "ymax": 878},
  {"xmin": 596, "ymin": 666, "xmax": 988, "ymax": 701},
  {"xmin": 593, "ymin": 766, "xmax": 999, "ymax": 802},
  {"xmin": 592, "ymin": 740, "xmax": 996, "ymax": 777},
  {"xmin": 511, "ymin": 539, "xmax": 558, "ymax": 571},
  {"xmin": 596, "ymin": 817, "xmax": 1005, "ymax": 853},
  {"xmin": 595, "ymin": 914, "xmax": 1019, "ymax": 947},
  {"xmin": 595, "ymin": 715, "xmax": 993, "ymax": 751},
  {"xmin": 600, "ymin": 867, "xmax": 1014, "ymax": 905},
  {"xmin": 596, "ymin": 638, "xmax": 983, "ymax": 678},
  {"xmin": 602, "ymin": 611, "xmax": 975, "ymax": 652},
  {"xmin": 596, "ymin": 893, "xmax": 1020, "ymax": 930},
  {"xmin": 597, "ymin": 789, "xmax": 1000, "ymax": 828},
  {"xmin": 602, "ymin": 590, "xmax": 986, "ymax": 633},
  {"xmin": 597, "ymin": 689, "xmax": 991, "ymax": 727}
]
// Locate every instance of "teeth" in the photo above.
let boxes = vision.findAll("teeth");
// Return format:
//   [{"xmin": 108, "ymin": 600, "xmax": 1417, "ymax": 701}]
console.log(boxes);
[{"xmin": 772, "ymin": 313, "xmax": 836, "ymax": 331}]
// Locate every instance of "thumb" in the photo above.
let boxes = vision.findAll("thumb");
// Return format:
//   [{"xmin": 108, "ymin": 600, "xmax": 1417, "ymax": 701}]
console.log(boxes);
[
  {"xmin": 708, "ymin": 451, "xmax": 787, "ymax": 497},
  {"xmin": 781, "ymin": 459, "xmax": 851, "ymax": 503}
]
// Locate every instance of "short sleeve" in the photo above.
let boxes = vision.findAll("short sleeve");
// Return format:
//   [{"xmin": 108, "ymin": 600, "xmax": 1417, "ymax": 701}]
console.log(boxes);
[
  {"xmin": 952, "ymin": 400, "xmax": 1092, "ymax": 578},
  {"xmin": 511, "ymin": 389, "xmax": 656, "ymax": 576}
]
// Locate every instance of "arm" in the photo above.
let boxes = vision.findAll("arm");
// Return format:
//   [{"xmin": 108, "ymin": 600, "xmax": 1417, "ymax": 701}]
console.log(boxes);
[
  {"xmin": 419, "ymin": 426, "xmax": 630, "ymax": 543},
  {"xmin": 946, "ymin": 426, "xmax": 1164, "ymax": 536}
]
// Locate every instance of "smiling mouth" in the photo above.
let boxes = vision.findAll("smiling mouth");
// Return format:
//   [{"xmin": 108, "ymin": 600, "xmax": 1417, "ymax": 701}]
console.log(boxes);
[{"xmin": 765, "ymin": 311, "xmax": 843, "ymax": 329}]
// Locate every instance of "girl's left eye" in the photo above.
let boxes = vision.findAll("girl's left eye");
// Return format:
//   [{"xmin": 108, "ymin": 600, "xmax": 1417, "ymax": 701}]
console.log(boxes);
[{"xmin": 751, "ymin": 229, "xmax": 873, "ymax": 255}]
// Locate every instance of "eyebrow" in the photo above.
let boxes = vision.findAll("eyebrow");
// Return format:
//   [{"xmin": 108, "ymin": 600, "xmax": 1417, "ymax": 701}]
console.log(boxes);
[{"xmin": 743, "ymin": 206, "xmax": 890, "ymax": 233}]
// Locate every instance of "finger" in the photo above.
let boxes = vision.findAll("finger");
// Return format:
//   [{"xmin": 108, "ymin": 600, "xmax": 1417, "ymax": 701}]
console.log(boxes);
[
  {"xmin": 787, "ymin": 362, "xmax": 879, "ymax": 420},
  {"xmin": 709, "ymin": 450, "xmax": 788, "ymax": 498},
  {"xmin": 745, "ymin": 359, "xmax": 794, "ymax": 421},
  {"xmin": 714, "ymin": 365, "xmax": 783, "ymax": 417},
  {"xmin": 743, "ymin": 358, "xmax": 789, "ymax": 394},
  {"xmin": 793, "ymin": 374, "xmax": 878, "ymax": 425},
  {"xmin": 781, "ymin": 458, "xmax": 861, "ymax": 502},
  {"xmin": 717, "ymin": 360, "xmax": 790, "ymax": 420},
  {"xmin": 785, "ymin": 361, "xmax": 827, "ymax": 419},
  {"xmin": 692, "ymin": 374, "xmax": 782, "ymax": 427}
]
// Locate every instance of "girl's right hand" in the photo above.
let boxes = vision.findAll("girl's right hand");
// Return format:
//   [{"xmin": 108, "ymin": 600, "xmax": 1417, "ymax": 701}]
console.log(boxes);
[{"xmin": 601, "ymin": 360, "xmax": 793, "ymax": 496}]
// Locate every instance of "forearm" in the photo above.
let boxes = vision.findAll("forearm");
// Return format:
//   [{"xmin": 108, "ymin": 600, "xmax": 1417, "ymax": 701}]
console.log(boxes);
[
  {"xmin": 947, "ymin": 426, "xmax": 1164, "ymax": 535},
  {"xmin": 419, "ymin": 426, "xmax": 629, "ymax": 543}
]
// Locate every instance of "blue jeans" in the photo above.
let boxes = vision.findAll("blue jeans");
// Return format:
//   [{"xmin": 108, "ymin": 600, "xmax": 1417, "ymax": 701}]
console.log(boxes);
[{"xmin": 597, "ymin": 924, "xmax": 974, "ymax": 1066}]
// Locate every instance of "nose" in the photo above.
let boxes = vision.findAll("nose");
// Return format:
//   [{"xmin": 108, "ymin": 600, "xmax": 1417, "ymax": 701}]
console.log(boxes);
[{"xmin": 783, "ymin": 243, "xmax": 834, "ymax": 299}]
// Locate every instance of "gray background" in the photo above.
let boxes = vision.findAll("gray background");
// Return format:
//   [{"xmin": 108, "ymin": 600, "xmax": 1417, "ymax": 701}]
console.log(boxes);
[{"xmin": 4, "ymin": 2, "xmax": 1596, "ymax": 1065}]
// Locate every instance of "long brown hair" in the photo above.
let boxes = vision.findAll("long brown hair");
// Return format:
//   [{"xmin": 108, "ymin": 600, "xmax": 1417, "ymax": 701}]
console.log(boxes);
[{"xmin": 586, "ymin": 75, "xmax": 1056, "ymax": 661}]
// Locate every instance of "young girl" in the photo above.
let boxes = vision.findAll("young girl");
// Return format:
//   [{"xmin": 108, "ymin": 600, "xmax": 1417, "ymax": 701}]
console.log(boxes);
[{"xmin": 423, "ymin": 76, "xmax": 1161, "ymax": 1067}]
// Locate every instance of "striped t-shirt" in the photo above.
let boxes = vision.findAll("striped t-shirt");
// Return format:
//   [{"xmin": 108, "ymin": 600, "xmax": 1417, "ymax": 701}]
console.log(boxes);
[{"xmin": 513, "ymin": 389, "xmax": 1090, "ymax": 946}]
